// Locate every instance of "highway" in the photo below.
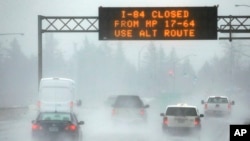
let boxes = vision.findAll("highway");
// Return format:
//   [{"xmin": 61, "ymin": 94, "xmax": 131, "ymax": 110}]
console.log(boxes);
[{"xmin": 0, "ymin": 93, "xmax": 249, "ymax": 141}]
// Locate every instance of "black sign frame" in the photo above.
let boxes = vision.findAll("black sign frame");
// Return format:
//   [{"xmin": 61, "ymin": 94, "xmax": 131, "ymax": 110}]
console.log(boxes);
[{"xmin": 99, "ymin": 6, "xmax": 218, "ymax": 40}]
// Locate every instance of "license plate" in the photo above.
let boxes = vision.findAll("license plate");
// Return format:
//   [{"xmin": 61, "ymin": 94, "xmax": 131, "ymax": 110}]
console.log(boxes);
[
  {"xmin": 49, "ymin": 127, "xmax": 58, "ymax": 132},
  {"xmin": 175, "ymin": 118, "xmax": 185, "ymax": 123},
  {"xmin": 178, "ymin": 119, "xmax": 185, "ymax": 123}
]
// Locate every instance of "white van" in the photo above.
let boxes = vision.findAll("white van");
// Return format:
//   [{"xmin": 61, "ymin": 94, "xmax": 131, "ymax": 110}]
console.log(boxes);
[{"xmin": 37, "ymin": 77, "xmax": 78, "ymax": 112}]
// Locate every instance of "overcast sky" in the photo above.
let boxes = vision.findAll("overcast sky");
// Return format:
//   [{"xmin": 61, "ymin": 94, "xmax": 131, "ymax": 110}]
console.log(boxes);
[{"xmin": 1, "ymin": 0, "xmax": 250, "ymax": 71}]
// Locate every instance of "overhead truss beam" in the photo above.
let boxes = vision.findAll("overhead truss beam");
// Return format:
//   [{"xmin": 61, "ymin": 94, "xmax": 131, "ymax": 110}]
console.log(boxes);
[
  {"xmin": 39, "ymin": 15, "xmax": 250, "ymax": 40},
  {"xmin": 40, "ymin": 16, "xmax": 99, "ymax": 32}
]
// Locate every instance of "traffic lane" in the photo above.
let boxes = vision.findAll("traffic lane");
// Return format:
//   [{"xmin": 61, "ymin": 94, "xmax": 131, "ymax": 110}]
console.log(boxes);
[
  {"xmin": 199, "ymin": 102, "xmax": 249, "ymax": 141},
  {"xmin": 0, "ymin": 107, "xmax": 28, "ymax": 121},
  {"xmin": 0, "ymin": 111, "xmax": 230, "ymax": 141},
  {"xmin": 0, "ymin": 107, "xmax": 30, "ymax": 133},
  {"xmin": 76, "ymin": 92, "xmax": 249, "ymax": 141},
  {"xmin": 2, "ymin": 106, "xmax": 86, "ymax": 141},
  {"xmin": 0, "ymin": 107, "xmax": 36, "ymax": 141},
  {"xmin": 0, "ymin": 104, "xmax": 236, "ymax": 141},
  {"xmin": 201, "ymin": 117, "xmax": 230, "ymax": 141},
  {"xmin": 84, "ymin": 127, "xmax": 158, "ymax": 141},
  {"xmin": 78, "ymin": 105, "xmax": 165, "ymax": 141},
  {"xmin": 0, "ymin": 119, "xmax": 33, "ymax": 141},
  {"xmin": 78, "ymin": 104, "xmax": 230, "ymax": 141}
]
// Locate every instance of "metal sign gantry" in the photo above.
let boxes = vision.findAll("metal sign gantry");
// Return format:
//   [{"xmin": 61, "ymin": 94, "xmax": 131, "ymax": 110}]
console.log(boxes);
[
  {"xmin": 37, "ymin": 15, "xmax": 250, "ymax": 87},
  {"xmin": 218, "ymin": 15, "xmax": 250, "ymax": 40}
]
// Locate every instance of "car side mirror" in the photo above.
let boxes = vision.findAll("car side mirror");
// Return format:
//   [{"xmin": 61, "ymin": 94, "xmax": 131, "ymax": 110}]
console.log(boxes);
[
  {"xmin": 78, "ymin": 121, "xmax": 84, "ymax": 125},
  {"xmin": 76, "ymin": 100, "xmax": 82, "ymax": 106},
  {"xmin": 160, "ymin": 113, "xmax": 164, "ymax": 116},
  {"xmin": 231, "ymin": 101, "xmax": 235, "ymax": 105},
  {"xmin": 200, "ymin": 114, "xmax": 204, "ymax": 117},
  {"xmin": 144, "ymin": 104, "xmax": 150, "ymax": 108},
  {"xmin": 201, "ymin": 100, "xmax": 205, "ymax": 104},
  {"xmin": 31, "ymin": 120, "xmax": 36, "ymax": 124}
]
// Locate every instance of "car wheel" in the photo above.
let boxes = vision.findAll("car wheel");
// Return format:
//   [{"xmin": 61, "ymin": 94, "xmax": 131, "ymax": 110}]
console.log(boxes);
[
  {"xmin": 31, "ymin": 137, "xmax": 39, "ymax": 141},
  {"xmin": 196, "ymin": 135, "xmax": 201, "ymax": 141},
  {"xmin": 162, "ymin": 127, "xmax": 169, "ymax": 136},
  {"xmin": 78, "ymin": 135, "xmax": 83, "ymax": 141},
  {"xmin": 196, "ymin": 130, "xmax": 202, "ymax": 141},
  {"xmin": 31, "ymin": 135, "xmax": 40, "ymax": 141},
  {"xmin": 78, "ymin": 132, "xmax": 84, "ymax": 141},
  {"xmin": 204, "ymin": 111, "xmax": 209, "ymax": 117}
]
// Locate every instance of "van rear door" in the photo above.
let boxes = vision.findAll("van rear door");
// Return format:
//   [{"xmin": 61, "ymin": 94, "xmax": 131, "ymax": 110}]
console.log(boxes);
[{"xmin": 39, "ymin": 86, "xmax": 74, "ymax": 111}]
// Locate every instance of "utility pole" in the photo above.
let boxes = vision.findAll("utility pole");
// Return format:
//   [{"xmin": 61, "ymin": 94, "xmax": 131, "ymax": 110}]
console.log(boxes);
[
  {"xmin": 38, "ymin": 15, "xmax": 43, "ymax": 91},
  {"xmin": 230, "ymin": 42, "xmax": 234, "ymax": 91}
]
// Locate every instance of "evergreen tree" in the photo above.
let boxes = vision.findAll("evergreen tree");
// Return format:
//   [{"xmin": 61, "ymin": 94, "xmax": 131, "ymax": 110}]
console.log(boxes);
[
  {"xmin": 0, "ymin": 38, "xmax": 34, "ymax": 106},
  {"xmin": 43, "ymin": 34, "xmax": 66, "ymax": 77}
]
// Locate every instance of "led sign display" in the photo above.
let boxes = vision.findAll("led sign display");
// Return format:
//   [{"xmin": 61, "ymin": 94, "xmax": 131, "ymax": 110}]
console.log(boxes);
[{"xmin": 99, "ymin": 7, "xmax": 217, "ymax": 40}]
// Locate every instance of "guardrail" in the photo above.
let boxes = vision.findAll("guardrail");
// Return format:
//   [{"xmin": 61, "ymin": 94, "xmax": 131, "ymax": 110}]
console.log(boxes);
[{"xmin": 0, "ymin": 106, "xmax": 28, "ymax": 110}]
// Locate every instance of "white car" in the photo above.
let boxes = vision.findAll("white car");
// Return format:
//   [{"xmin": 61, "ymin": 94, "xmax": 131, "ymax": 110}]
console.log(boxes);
[
  {"xmin": 201, "ymin": 96, "xmax": 235, "ymax": 117},
  {"xmin": 160, "ymin": 103, "xmax": 204, "ymax": 140}
]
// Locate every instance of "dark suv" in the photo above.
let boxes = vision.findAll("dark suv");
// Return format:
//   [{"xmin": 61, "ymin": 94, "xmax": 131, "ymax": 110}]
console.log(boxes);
[{"xmin": 111, "ymin": 95, "xmax": 150, "ymax": 124}]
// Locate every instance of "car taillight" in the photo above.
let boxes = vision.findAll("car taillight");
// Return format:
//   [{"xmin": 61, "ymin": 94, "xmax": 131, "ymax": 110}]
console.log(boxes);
[
  {"xmin": 70, "ymin": 101, "xmax": 73, "ymax": 107},
  {"xmin": 32, "ymin": 123, "xmax": 42, "ymax": 130},
  {"xmin": 194, "ymin": 117, "xmax": 200, "ymax": 125},
  {"xmin": 163, "ymin": 117, "xmax": 168, "ymax": 125},
  {"xmin": 205, "ymin": 103, "xmax": 208, "ymax": 109},
  {"xmin": 112, "ymin": 109, "xmax": 116, "ymax": 116},
  {"xmin": 140, "ymin": 109, "xmax": 145, "ymax": 115},
  {"xmin": 228, "ymin": 104, "xmax": 231, "ymax": 109},
  {"xmin": 37, "ymin": 101, "xmax": 41, "ymax": 108},
  {"xmin": 65, "ymin": 124, "xmax": 77, "ymax": 131}
]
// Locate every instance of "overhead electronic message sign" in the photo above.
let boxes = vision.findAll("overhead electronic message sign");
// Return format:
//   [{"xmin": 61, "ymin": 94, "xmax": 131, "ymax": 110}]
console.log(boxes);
[{"xmin": 99, "ymin": 7, "xmax": 217, "ymax": 40}]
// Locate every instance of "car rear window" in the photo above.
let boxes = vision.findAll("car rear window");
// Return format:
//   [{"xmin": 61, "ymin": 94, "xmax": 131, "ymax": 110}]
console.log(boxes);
[
  {"xmin": 38, "ymin": 113, "xmax": 71, "ymax": 121},
  {"xmin": 208, "ymin": 97, "xmax": 228, "ymax": 103},
  {"xmin": 166, "ymin": 107, "xmax": 198, "ymax": 116},
  {"xmin": 113, "ymin": 95, "xmax": 143, "ymax": 108}
]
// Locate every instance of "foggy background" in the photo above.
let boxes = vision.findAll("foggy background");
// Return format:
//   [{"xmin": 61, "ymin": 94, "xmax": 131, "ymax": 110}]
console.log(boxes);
[
  {"xmin": 1, "ymin": 1, "xmax": 250, "ymax": 141},
  {"xmin": 1, "ymin": 33, "xmax": 250, "ymax": 109},
  {"xmin": 1, "ymin": 0, "xmax": 250, "ymax": 107}
]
